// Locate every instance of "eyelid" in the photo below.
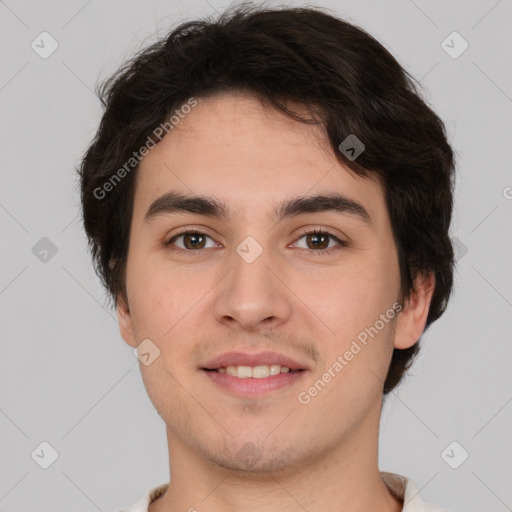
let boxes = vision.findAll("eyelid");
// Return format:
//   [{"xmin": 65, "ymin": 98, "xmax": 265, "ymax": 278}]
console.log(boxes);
[{"xmin": 293, "ymin": 226, "xmax": 346, "ymax": 243}]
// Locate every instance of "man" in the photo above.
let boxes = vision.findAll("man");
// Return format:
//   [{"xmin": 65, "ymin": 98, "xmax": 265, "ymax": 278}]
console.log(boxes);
[{"xmin": 79, "ymin": 4, "xmax": 456, "ymax": 511}]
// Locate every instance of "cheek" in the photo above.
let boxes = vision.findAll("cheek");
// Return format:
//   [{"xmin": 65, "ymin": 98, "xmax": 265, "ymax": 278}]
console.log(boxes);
[
  {"xmin": 312, "ymin": 261, "xmax": 398, "ymax": 340},
  {"xmin": 126, "ymin": 256, "xmax": 206, "ymax": 337},
  {"xmin": 303, "ymin": 261, "xmax": 399, "ymax": 398}
]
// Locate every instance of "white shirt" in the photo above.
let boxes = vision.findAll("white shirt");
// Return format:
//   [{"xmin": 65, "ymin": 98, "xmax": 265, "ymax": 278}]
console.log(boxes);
[{"xmin": 117, "ymin": 472, "xmax": 456, "ymax": 511}]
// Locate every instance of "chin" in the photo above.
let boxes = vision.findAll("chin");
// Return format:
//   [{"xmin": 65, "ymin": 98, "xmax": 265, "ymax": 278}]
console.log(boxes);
[
  {"xmin": 195, "ymin": 435, "xmax": 312, "ymax": 477},
  {"xmin": 212, "ymin": 450, "xmax": 301, "ymax": 477}
]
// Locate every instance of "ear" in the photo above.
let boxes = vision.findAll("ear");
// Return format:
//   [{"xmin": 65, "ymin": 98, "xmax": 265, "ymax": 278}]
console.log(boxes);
[
  {"xmin": 117, "ymin": 294, "xmax": 137, "ymax": 348},
  {"xmin": 394, "ymin": 271, "xmax": 436, "ymax": 350}
]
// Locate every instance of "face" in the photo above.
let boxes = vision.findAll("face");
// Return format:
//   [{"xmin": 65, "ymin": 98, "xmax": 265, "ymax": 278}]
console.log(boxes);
[{"xmin": 117, "ymin": 91, "xmax": 431, "ymax": 475}]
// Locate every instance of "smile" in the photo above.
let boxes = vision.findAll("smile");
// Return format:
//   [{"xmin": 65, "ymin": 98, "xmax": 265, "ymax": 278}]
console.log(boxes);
[
  {"xmin": 202, "ymin": 367, "xmax": 307, "ymax": 396},
  {"xmin": 211, "ymin": 364, "xmax": 298, "ymax": 378}
]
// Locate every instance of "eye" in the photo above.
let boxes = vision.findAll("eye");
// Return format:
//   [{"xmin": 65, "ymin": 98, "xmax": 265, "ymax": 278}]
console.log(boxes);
[
  {"xmin": 165, "ymin": 229, "xmax": 218, "ymax": 253},
  {"xmin": 291, "ymin": 228, "xmax": 346, "ymax": 255}
]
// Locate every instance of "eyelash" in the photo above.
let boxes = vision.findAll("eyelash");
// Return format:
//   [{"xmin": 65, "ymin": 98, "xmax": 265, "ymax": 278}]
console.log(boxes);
[{"xmin": 164, "ymin": 228, "xmax": 347, "ymax": 256}]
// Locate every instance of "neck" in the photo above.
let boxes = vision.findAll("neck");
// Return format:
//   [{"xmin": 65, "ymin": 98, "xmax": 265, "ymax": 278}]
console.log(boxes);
[{"xmin": 149, "ymin": 400, "xmax": 402, "ymax": 512}]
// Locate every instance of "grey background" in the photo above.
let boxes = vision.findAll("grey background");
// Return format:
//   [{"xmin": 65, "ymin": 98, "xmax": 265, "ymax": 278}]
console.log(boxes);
[{"xmin": 1, "ymin": 0, "xmax": 511, "ymax": 510}]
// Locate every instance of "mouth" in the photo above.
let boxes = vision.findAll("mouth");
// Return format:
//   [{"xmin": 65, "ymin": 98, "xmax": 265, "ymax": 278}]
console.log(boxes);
[
  {"xmin": 202, "ymin": 364, "xmax": 304, "ymax": 378},
  {"xmin": 200, "ymin": 351, "xmax": 309, "ymax": 396},
  {"xmin": 201, "ymin": 350, "xmax": 309, "ymax": 372}
]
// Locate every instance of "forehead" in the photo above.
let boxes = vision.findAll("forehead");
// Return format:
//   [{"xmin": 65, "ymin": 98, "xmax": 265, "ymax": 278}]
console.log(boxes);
[{"xmin": 133, "ymin": 92, "xmax": 386, "ymax": 225}]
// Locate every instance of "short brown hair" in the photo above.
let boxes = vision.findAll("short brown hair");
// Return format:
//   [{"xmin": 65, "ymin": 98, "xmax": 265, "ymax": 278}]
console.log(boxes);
[{"xmin": 78, "ymin": 3, "xmax": 456, "ymax": 395}]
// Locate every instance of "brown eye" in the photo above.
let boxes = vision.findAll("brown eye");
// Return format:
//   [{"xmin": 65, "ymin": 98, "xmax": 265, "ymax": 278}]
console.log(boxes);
[
  {"xmin": 292, "ymin": 229, "xmax": 346, "ymax": 255},
  {"xmin": 166, "ymin": 230, "xmax": 216, "ymax": 252},
  {"xmin": 305, "ymin": 231, "xmax": 330, "ymax": 250},
  {"xmin": 182, "ymin": 232, "xmax": 206, "ymax": 249}
]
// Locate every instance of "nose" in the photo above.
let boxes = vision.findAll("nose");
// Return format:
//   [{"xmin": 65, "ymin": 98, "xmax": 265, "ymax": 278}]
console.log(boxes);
[{"xmin": 213, "ymin": 240, "xmax": 293, "ymax": 332}]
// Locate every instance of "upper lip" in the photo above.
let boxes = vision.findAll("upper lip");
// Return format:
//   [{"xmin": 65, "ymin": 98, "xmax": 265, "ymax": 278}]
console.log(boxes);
[{"xmin": 202, "ymin": 351, "xmax": 309, "ymax": 371}]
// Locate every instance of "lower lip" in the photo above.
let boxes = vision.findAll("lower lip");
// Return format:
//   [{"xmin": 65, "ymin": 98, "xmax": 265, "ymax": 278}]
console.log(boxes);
[{"xmin": 202, "ymin": 369, "xmax": 307, "ymax": 396}]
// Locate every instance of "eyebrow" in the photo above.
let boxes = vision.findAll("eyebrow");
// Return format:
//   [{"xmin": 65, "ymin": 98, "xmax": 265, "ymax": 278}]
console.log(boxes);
[{"xmin": 143, "ymin": 191, "xmax": 372, "ymax": 226}]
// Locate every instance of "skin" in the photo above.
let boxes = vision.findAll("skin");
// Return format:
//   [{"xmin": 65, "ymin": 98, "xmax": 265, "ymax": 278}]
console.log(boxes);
[{"xmin": 117, "ymin": 91, "xmax": 435, "ymax": 512}]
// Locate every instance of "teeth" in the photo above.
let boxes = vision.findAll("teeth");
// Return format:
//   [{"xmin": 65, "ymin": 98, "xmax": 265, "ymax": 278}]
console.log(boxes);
[
  {"xmin": 237, "ymin": 365, "xmax": 253, "ymax": 378},
  {"xmin": 220, "ymin": 364, "xmax": 293, "ymax": 378}
]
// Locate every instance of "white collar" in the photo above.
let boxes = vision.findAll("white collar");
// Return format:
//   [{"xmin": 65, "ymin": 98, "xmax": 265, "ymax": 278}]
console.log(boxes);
[{"xmin": 121, "ymin": 471, "xmax": 453, "ymax": 511}]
